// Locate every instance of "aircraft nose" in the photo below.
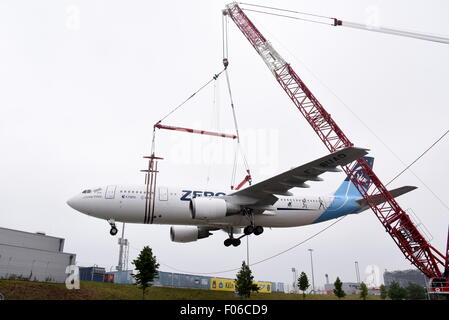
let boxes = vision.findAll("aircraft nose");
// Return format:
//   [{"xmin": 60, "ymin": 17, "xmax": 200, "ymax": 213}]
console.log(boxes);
[{"xmin": 66, "ymin": 196, "xmax": 79, "ymax": 210}]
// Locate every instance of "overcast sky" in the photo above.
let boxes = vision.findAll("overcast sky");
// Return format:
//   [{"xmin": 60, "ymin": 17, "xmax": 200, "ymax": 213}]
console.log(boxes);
[{"xmin": 1, "ymin": 0, "xmax": 448, "ymax": 289}]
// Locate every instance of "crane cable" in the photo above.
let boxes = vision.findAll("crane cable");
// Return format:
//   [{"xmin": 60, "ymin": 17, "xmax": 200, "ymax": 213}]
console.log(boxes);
[
  {"xmin": 239, "ymin": 2, "xmax": 449, "ymax": 45},
  {"xmin": 241, "ymin": 8, "xmax": 334, "ymax": 27},
  {"xmin": 223, "ymin": 11, "xmax": 252, "ymax": 189},
  {"xmin": 239, "ymin": 2, "xmax": 333, "ymax": 21},
  {"xmin": 129, "ymin": 216, "xmax": 347, "ymax": 276},
  {"xmin": 205, "ymin": 80, "xmax": 220, "ymax": 186},
  {"xmin": 156, "ymin": 69, "xmax": 226, "ymax": 125},
  {"xmin": 225, "ymin": 69, "xmax": 251, "ymax": 188},
  {"xmin": 385, "ymin": 129, "xmax": 449, "ymax": 187},
  {"xmin": 253, "ymin": 21, "xmax": 449, "ymax": 215},
  {"xmin": 147, "ymin": 69, "xmax": 226, "ymax": 167}
]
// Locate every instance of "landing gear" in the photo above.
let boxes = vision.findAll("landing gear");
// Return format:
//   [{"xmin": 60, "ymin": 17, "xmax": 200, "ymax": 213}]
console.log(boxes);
[
  {"xmin": 108, "ymin": 219, "xmax": 118, "ymax": 236},
  {"xmin": 232, "ymin": 238, "xmax": 241, "ymax": 246},
  {"xmin": 223, "ymin": 208, "xmax": 265, "ymax": 247},
  {"xmin": 244, "ymin": 225, "xmax": 254, "ymax": 235},
  {"xmin": 253, "ymin": 226, "xmax": 264, "ymax": 236},
  {"xmin": 243, "ymin": 208, "xmax": 263, "ymax": 236},
  {"xmin": 224, "ymin": 238, "xmax": 241, "ymax": 247},
  {"xmin": 243, "ymin": 225, "xmax": 263, "ymax": 236},
  {"xmin": 110, "ymin": 227, "xmax": 118, "ymax": 236},
  {"xmin": 224, "ymin": 227, "xmax": 242, "ymax": 247}
]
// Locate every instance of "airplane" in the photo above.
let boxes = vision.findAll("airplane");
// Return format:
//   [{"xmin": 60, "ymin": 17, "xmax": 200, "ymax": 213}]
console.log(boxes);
[{"xmin": 67, "ymin": 147, "xmax": 416, "ymax": 247}]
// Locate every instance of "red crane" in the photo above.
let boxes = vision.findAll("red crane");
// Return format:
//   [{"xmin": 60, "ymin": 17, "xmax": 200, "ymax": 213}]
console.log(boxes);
[{"xmin": 223, "ymin": 2, "xmax": 449, "ymax": 293}]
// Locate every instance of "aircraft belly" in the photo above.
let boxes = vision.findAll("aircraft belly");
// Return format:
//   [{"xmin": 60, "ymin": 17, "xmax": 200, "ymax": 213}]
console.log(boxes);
[
  {"xmin": 114, "ymin": 198, "xmax": 145, "ymax": 223},
  {"xmin": 154, "ymin": 200, "xmax": 191, "ymax": 225},
  {"xmin": 177, "ymin": 210, "xmax": 323, "ymax": 228},
  {"xmin": 254, "ymin": 210, "xmax": 322, "ymax": 227}
]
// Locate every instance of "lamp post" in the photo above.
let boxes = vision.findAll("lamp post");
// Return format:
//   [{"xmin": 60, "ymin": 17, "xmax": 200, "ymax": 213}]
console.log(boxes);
[
  {"xmin": 308, "ymin": 249, "xmax": 315, "ymax": 294},
  {"xmin": 291, "ymin": 267, "xmax": 297, "ymax": 293},
  {"xmin": 355, "ymin": 261, "xmax": 361, "ymax": 284}
]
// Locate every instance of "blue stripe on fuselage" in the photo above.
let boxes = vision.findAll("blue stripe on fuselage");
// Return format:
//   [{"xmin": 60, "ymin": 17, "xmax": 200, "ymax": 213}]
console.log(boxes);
[
  {"xmin": 314, "ymin": 156, "xmax": 373, "ymax": 223},
  {"xmin": 313, "ymin": 196, "xmax": 361, "ymax": 223},
  {"xmin": 277, "ymin": 208, "xmax": 313, "ymax": 211}
]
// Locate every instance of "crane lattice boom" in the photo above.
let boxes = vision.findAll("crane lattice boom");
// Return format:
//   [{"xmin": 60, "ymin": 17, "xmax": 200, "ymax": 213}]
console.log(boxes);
[{"xmin": 225, "ymin": 2, "xmax": 448, "ymax": 279}]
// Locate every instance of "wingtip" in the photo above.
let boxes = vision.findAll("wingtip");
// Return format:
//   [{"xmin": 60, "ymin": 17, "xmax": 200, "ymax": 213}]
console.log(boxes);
[{"xmin": 344, "ymin": 146, "xmax": 370, "ymax": 155}]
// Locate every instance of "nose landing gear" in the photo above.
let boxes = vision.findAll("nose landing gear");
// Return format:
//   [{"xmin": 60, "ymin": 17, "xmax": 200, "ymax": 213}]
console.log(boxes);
[
  {"xmin": 110, "ymin": 227, "xmax": 118, "ymax": 236},
  {"xmin": 108, "ymin": 219, "xmax": 118, "ymax": 236}
]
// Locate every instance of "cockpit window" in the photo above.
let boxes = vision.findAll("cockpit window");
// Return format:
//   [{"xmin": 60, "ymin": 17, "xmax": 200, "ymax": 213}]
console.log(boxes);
[{"xmin": 82, "ymin": 190, "xmax": 92, "ymax": 194}]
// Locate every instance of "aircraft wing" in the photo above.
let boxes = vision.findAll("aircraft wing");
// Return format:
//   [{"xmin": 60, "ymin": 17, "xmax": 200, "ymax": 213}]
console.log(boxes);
[{"xmin": 227, "ymin": 146, "xmax": 369, "ymax": 206}]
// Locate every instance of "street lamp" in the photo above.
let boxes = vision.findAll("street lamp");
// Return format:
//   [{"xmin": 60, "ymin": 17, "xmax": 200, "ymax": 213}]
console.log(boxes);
[
  {"xmin": 308, "ymin": 249, "xmax": 315, "ymax": 294},
  {"xmin": 355, "ymin": 261, "xmax": 361, "ymax": 284},
  {"xmin": 291, "ymin": 267, "xmax": 297, "ymax": 293}
]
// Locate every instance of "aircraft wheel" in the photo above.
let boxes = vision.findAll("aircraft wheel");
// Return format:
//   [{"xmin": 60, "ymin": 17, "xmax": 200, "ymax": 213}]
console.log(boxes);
[
  {"xmin": 232, "ymin": 238, "xmax": 241, "ymax": 247},
  {"xmin": 224, "ymin": 238, "xmax": 233, "ymax": 247},
  {"xmin": 110, "ymin": 227, "xmax": 118, "ymax": 236},
  {"xmin": 253, "ymin": 226, "xmax": 264, "ymax": 236},
  {"xmin": 244, "ymin": 226, "xmax": 254, "ymax": 235}
]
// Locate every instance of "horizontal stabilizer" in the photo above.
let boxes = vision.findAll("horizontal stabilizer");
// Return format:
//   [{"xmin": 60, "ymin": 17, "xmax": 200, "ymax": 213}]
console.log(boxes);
[{"xmin": 356, "ymin": 186, "xmax": 417, "ymax": 209}]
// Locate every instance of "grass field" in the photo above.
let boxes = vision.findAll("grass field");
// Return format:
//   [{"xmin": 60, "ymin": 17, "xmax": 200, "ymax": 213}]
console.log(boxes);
[{"xmin": 0, "ymin": 280, "xmax": 382, "ymax": 300}]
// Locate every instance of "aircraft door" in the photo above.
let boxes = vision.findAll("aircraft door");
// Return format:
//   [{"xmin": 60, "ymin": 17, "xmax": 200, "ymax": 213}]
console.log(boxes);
[
  {"xmin": 159, "ymin": 187, "xmax": 168, "ymax": 201},
  {"xmin": 105, "ymin": 185, "xmax": 116, "ymax": 199}
]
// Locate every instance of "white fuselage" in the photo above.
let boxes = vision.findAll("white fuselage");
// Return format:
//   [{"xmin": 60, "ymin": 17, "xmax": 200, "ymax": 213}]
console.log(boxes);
[{"xmin": 67, "ymin": 185, "xmax": 338, "ymax": 228}]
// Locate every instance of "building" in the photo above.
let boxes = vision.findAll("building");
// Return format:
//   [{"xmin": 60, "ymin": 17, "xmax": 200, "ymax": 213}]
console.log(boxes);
[
  {"xmin": 104, "ymin": 269, "xmax": 285, "ymax": 292},
  {"xmin": 106, "ymin": 270, "xmax": 135, "ymax": 284},
  {"xmin": 272, "ymin": 282, "xmax": 285, "ymax": 293},
  {"xmin": 152, "ymin": 271, "xmax": 211, "ymax": 290},
  {"xmin": 0, "ymin": 227, "xmax": 76, "ymax": 283},
  {"xmin": 79, "ymin": 266, "xmax": 106, "ymax": 282},
  {"xmin": 324, "ymin": 282, "xmax": 360, "ymax": 295},
  {"xmin": 383, "ymin": 269, "xmax": 427, "ymax": 287}
]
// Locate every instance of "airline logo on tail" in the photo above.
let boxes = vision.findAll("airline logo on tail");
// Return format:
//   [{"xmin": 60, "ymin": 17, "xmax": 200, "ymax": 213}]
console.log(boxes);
[
  {"xmin": 346, "ymin": 157, "xmax": 374, "ymax": 192},
  {"xmin": 335, "ymin": 157, "xmax": 374, "ymax": 198}
]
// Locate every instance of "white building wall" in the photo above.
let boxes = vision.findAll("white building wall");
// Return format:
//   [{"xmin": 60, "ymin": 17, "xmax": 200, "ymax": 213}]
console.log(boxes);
[
  {"xmin": 0, "ymin": 227, "xmax": 76, "ymax": 283},
  {"xmin": 0, "ymin": 245, "xmax": 75, "ymax": 283},
  {"xmin": 0, "ymin": 227, "xmax": 64, "ymax": 252}
]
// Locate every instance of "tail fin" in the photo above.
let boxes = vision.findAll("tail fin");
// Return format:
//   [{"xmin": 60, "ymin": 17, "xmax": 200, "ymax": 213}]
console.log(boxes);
[{"xmin": 334, "ymin": 156, "xmax": 374, "ymax": 198}]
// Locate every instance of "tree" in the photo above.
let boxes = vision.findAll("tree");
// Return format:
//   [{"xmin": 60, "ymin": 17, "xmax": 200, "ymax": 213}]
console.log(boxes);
[
  {"xmin": 405, "ymin": 283, "xmax": 426, "ymax": 300},
  {"xmin": 132, "ymin": 246, "xmax": 160, "ymax": 299},
  {"xmin": 297, "ymin": 272, "xmax": 310, "ymax": 299},
  {"xmin": 333, "ymin": 277, "xmax": 346, "ymax": 299},
  {"xmin": 235, "ymin": 261, "xmax": 259, "ymax": 298},
  {"xmin": 359, "ymin": 282, "xmax": 368, "ymax": 300},
  {"xmin": 380, "ymin": 284, "xmax": 387, "ymax": 300},
  {"xmin": 387, "ymin": 281, "xmax": 406, "ymax": 300}
]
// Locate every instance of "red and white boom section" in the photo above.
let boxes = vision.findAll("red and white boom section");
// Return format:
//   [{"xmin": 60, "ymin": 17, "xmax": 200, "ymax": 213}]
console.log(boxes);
[{"xmin": 224, "ymin": 2, "xmax": 449, "ymax": 280}]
